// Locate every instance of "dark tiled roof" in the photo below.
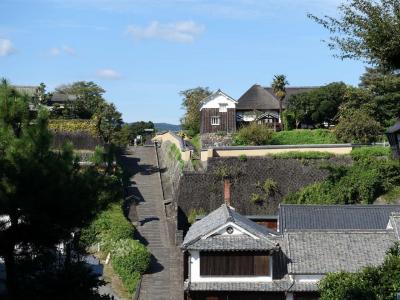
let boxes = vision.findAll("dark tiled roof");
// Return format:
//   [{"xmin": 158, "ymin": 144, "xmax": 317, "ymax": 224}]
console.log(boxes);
[
  {"xmin": 279, "ymin": 204, "xmax": 400, "ymax": 232},
  {"xmin": 390, "ymin": 213, "xmax": 400, "ymax": 239},
  {"xmin": 182, "ymin": 204, "xmax": 278, "ymax": 250},
  {"xmin": 265, "ymin": 87, "xmax": 316, "ymax": 107},
  {"xmin": 50, "ymin": 92, "xmax": 77, "ymax": 103},
  {"xmin": 387, "ymin": 119, "xmax": 400, "ymax": 134},
  {"xmin": 286, "ymin": 230, "xmax": 397, "ymax": 274},
  {"xmin": 186, "ymin": 235, "xmax": 277, "ymax": 251},
  {"xmin": 12, "ymin": 85, "xmax": 37, "ymax": 96},
  {"xmin": 185, "ymin": 280, "xmax": 318, "ymax": 292}
]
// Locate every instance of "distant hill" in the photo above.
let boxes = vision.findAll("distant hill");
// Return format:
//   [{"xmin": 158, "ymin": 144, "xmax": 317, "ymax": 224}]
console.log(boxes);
[{"xmin": 154, "ymin": 123, "xmax": 181, "ymax": 132}]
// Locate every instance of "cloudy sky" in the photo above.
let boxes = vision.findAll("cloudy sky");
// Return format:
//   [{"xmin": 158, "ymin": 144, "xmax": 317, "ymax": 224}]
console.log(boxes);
[{"xmin": 0, "ymin": 0, "xmax": 365, "ymax": 124}]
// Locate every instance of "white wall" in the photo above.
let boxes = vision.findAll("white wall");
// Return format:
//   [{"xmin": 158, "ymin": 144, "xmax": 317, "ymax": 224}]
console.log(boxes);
[
  {"xmin": 188, "ymin": 250, "xmax": 273, "ymax": 283},
  {"xmin": 200, "ymin": 94, "xmax": 236, "ymax": 110}
]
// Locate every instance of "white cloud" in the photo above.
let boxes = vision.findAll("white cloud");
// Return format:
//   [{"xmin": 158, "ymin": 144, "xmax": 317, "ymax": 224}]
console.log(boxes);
[
  {"xmin": 48, "ymin": 45, "xmax": 76, "ymax": 56},
  {"xmin": 126, "ymin": 21, "xmax": 204, "ymax": 43},
  {"xmin": 96, "ymin": 69, "xmax": 122, "ymax": 80},
  {"xmin": 0, "ymin": 39, "xmax": 15, "ymax": 56}
]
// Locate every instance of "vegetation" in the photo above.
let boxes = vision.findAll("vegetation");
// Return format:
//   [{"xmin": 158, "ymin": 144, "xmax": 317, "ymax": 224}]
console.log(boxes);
[
  {"xmin": 335, "ymin": 108, "xmax": 383, "ymax": 144},
  {"xmin": 350, "ymin": 146, "xmax": 391, "ymax": 160},
  {"xmin": 48, "ymin": 119, "xmax": 98, "ymax": 136},
  {"xmin": 261, "ymin": 179, "xmax": 278, "ymax": 198},
  {"xmin": 271, "ymin": 74, "xmax": 289, "ymax": 129},
  {"xmin": 319, "ymin": 242, "xmax": 400, "ymax": 300},
  {"xmin": 180, "ymin": 87, "xmax": 212, "ymax": 136},
  {"xmin": 188, "ymin": 208, "xmax": 207, "ymax": 224},
  {"xmin": 238, "ymin": 154, "xmax": 247, "ymax": 161},
  {"xmin": 250, "ymin": 193, "xmax": 263, "ymax": 204},
  {"xmin": 270, "ymin": 129, "xmax": 337, "ymax": 145},
  {"xmin": 287, "ymin": 82, "xmax": 347, "ymax": 128},
  {"xmin": 285, "ymin": 158, "xmax": 400, "ymax": 205},
  {"xmin": 0, "ymin": 79, "xmax": 117, "ymax": 299},
  {"xmin": 234, "ymin": 122, "xmax": 273, "ymax": 145},
  {"xmin": 309, "ymin": 0, "xmax": 400, "ymax": 71},
  {"xmin": 272, "ymin": 151, "xmax": 334, "ymax": 160},
  {"xmin": 111, "ymin": 239, "xmax": 150, "ymax": 295}
]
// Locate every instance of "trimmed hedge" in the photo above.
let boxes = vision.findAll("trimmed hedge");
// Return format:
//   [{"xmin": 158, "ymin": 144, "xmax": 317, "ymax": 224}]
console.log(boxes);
[
  {"xmin": 350, "ymin": 146, "xmax": 391, "ymax": 160},
  {"xmin": 270, "ymin": 129, "xmax": 337, "ymax": 145},
  {"xmin": 111, "ymin": 239, "xmax": 150, "ymax": 294},
  {"xmin": 49, "ymin": 119, "xmax": 98, "ymax": 136},
  {"xmin": 272, "ymin": 151, "xmax": 334, "ymax": 159}
]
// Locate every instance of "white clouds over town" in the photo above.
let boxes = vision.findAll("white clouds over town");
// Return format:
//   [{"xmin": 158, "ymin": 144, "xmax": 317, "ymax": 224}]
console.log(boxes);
[
  {"xmin": 0, "ymin": 38, "xmax": 15, "ymax": 56},
  {"xmin": 96, "ymin": 69, "xmax": 122, "ymax": 80}
]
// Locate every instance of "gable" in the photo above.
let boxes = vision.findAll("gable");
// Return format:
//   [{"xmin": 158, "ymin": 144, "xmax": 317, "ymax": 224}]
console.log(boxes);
[
  {"xmin": 202, "ymin": 221, "xmax": 259, "ymax": 240},
  {"xmin": 200, "ymin": 90, "xmax": 237, "ymax": 111}
]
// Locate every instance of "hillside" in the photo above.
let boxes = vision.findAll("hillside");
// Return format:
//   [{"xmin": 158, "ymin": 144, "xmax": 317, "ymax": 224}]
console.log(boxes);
[{"xmin": 155, "ymin": 123, "xmax": 181, "ymax": 132}]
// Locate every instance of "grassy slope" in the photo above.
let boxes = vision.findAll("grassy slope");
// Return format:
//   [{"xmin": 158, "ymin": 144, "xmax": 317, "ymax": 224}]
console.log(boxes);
[{"xmin": 270, "ymin": 129, "xmax": 337, "ymax": 145}]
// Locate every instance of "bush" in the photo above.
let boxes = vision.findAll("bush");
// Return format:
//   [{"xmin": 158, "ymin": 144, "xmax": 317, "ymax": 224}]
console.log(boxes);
[
  {"xmin": 351, "ymin": 146, "xmax": 391, "ymax": 160},
  {"xmin": 272, "ymin": 151, "xmax": 334, "ymax": 159},
  {"xmin": 188, "ymin": 208, "xmax": 206, "ymax": 224},
  {"xmin": 284, "ymin": 159, "xmax": 400, "ymax": 205},
  {"xmin": 80, "ymin": 203, "xmax": 134, "ymax": 253},
  {"xmin": 234, "ymin": 122, "xmax": 273, "ymax": 145},
  {"xmin": 250, "ymin": 193, "xmax": 263, "ymax": 204},
  {"xmin": 238, "ymin": 154, "xmax": 247, "ymax": 161},
  {"xmin": 270, "ymin": 129, "xmax": 337, "ymax": 145},
  {"xmin": 49, "ymin": 119, "xmax": 98, "ymax": 136},
  {"xmin": 335, "ymin": 109, "xmax": 383, "ymax": 144},
  {"xmin": 262, "ymin": 179, "xmax": 278, "ymax": 198},
  {"xmin": 111, "ymin": 239, "xmax": 150, "ymax": 294}
]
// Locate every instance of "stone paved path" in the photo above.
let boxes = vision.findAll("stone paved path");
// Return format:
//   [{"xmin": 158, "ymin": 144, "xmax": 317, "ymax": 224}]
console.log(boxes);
[{"xmin": 122, "ymin": 146, "xmax": 182, "ymax": 300}]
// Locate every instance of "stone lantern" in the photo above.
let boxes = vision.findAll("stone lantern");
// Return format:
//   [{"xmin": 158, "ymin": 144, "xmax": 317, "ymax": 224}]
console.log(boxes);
[{"xmin": 386, "ymin": 119, "xmax": 400, "ymax": 159}]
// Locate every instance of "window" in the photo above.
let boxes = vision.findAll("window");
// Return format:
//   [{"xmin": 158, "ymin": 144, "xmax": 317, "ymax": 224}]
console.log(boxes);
[
  {"xmin": 211, "ymin": 116, "xmax": 220, "ymax": 126},
  {"xmin": 200, "ymin": 251, "xmax": 270, "ymax": 276},
  {"xmin": 219, "ymin": 103, "xmax": 228, "ymax": 113}
]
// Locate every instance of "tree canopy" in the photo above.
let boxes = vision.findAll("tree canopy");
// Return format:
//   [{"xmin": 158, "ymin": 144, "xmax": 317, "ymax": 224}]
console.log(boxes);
[
  {"xmin": 180, "ymin": 87, "xmax": 211, "ymax": 136},
  {"xmin": 309, "ymin": 0, "xmax": 400, "ymax": 71}
]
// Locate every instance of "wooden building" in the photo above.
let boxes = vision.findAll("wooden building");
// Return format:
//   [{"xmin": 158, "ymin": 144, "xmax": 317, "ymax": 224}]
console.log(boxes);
[
  {"xmin": 386, "ymin": 119, "xmax": 400, "ymax": 158},
  {"xmin": 200, "ymin": 90, "xmax": 237, "ymax": 134}
]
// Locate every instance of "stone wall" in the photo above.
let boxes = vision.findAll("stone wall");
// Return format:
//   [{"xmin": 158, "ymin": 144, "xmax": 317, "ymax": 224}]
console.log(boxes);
[
  {"xmin": 201, "ymin": 133, "xmax": 233, "ymax": 149},
  {"xmin": 175, "ymin": 156, "xmax": 352, "ymax": 229}
]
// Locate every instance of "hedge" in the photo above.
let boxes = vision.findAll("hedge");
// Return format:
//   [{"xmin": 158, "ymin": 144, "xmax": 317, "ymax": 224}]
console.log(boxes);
[
  {"xmin": 49, "ymin": 119, "xmax": 98, "ymax": 136},
  {"xmin": 111, "ymin": 239, "xmax": 150, "ymax": 295},
  {"xmin": 272, "ymin": 151, "xmax": 334, "ymax": 159},
  {"xmin": 350, "ymin": 146, "xmax": 391, "ymax": 160}
]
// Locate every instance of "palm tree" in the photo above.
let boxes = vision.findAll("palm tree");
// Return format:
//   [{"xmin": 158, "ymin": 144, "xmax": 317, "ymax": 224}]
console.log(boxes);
[{"xmin": 271, "ymin": 74, "xmax": 289, "ymax": 128}]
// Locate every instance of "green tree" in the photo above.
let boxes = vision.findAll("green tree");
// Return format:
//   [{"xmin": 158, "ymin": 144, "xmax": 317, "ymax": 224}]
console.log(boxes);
[
  {"xmin": 180, "ymin": 87, "xmax": 212, "ymax": 136},
  {"xmin": 335, "ymin": 108, "xmax": 383, "ymax": 143},
  {"xmin": 0, "ymin": 80, "xmax": 113, "ymax": 299},
  {"xmin": 287, "ymin": 82, "xmax": 347, "ymax": 127},
  {"xmin": 271, "ymin": 75, "xmax": 289, "ymax": 128},
  {"xmin": 56, "ymin": 81, "xmax": 106, "ymax": 119},
  {"xmin": 309, "ymin": 0, "xmax": 400, "ymax": 71},
  {"xmin": 93, "ymin": 102, "xmax": 123, "ymax": 144}
]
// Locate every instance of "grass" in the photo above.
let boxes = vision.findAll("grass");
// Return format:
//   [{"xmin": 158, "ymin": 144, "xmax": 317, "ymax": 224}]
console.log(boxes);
[
  {"xmin": 191, "ymin": 134, "xmax": 201, "ymax": 153},
  {"xmin": 271, "ymin": 151, "xmax": 335, "ymax": 159},
  {"xmin": 270, "ymin": 129, "xmax": 337, "ymax": 145},
  {"xmin": 350, "ymin": 146, "xmax": 391, "ymax": 160},
  {"xmin": 102, "ymin": 260, "xmax": 132, "ymax": 300}
]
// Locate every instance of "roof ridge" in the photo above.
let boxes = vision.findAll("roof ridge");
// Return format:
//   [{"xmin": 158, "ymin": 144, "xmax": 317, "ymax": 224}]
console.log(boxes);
[{"xmin": 280, "ymin": 204, "xmax": 400, "ymax": 208}]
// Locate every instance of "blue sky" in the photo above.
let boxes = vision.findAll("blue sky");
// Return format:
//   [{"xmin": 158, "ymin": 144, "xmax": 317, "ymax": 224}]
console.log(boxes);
[{"xmin": 0, "ymin": 0, "xmax": 366, "ymax": 124}]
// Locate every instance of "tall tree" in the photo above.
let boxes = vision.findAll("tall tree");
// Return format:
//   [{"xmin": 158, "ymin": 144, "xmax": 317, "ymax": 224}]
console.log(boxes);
[
  {"xmin": 309, "ymin": 0, "xmax": 400, "ymax": 71},
  {"xmin": 271, "ymin": 75, "xmax": 289, "ymax": 128},
  {"xmin": 0, "ymin": 80, "xmax": 112, "ymax": 299},
  {"xmin": 180, "ymin": 87, "xmax": 211, "ymax": 136}
]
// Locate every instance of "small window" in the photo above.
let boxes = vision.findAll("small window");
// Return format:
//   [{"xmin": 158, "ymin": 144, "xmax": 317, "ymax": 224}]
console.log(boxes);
[
  {"xmin": 219, "ymin": 103, "xmax": 228, "ymax": 112},
  {"xmin": 211, "ymin": 116, "xmax": 220, "ymax": 126}
]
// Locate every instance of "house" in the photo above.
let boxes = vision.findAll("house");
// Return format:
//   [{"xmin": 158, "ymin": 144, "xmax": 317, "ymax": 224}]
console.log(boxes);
[
  {"xmin": 200, "ymin": 90, "xmax": 237, "ymax": 134},
  {"xmin": 200, "ymin": 85, "xmax": 316, "ymax": 134},
  {"xmin": 182, "ymin": 203, "xmax": 400, "ymax": 300}
]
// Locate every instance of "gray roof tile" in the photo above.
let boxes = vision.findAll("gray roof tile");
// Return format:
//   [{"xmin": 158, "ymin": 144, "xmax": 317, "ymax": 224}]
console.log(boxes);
[
  {"xmin": 286, "ymin": 230, "xmax": 397, "ymax": 274},
  {"xmin": 187, "ymin": 235, "xmax": 277, "ymax": 251},
  {"xmin": 279, "ymin": 204, "xmax": 400, "ymax": 232}
]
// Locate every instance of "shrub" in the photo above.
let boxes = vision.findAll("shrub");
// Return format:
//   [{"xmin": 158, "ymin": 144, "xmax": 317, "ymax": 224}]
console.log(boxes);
[
  {"xmin": 262, "ymin": 179, "xmax": 278, "ymax": 198},
  {"xmin": 250, "ymin": 193, "xmax": 263, "ymax": 204},
  {"xmin": 335, "ymin": 109, "xmax": 383, "ymax": 144},
  {"xmin": 80, "ymin": 203, "xmax": 134, "ymax": 252},
  {"xmin": 234, "ymin": 122, "xmax": 273, "ymax": 145},
  {"xmin": 270, "ymin": 129, "xmax": 337, "ymax": 145},
  {"xmin": 49, "ymin": 119, "xmax": 98, "ymax": 136},
  {"xmin": 238, "ymin": 154, "xmax": 247, "ymax": 162},
  {"xmin": 111, "ymin": 239, "xmax": 150, "ymax": 294},
  {"xmin": 272, "ymin": 151, "xmax": 334, "ymax": 159},
  {"xmin": 351, "ymin": 146, "xmax": 391, "ymax": 160},
  {"xmin": 188, "ymin": 208, "xmax": 207, "ymax": 224}
]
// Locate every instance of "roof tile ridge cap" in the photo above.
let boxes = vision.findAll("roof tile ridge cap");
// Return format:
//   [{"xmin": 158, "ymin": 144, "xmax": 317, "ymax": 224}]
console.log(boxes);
[{"xmin": 225, "ymin": 204, "xmax": 234, "ymax": 223}]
